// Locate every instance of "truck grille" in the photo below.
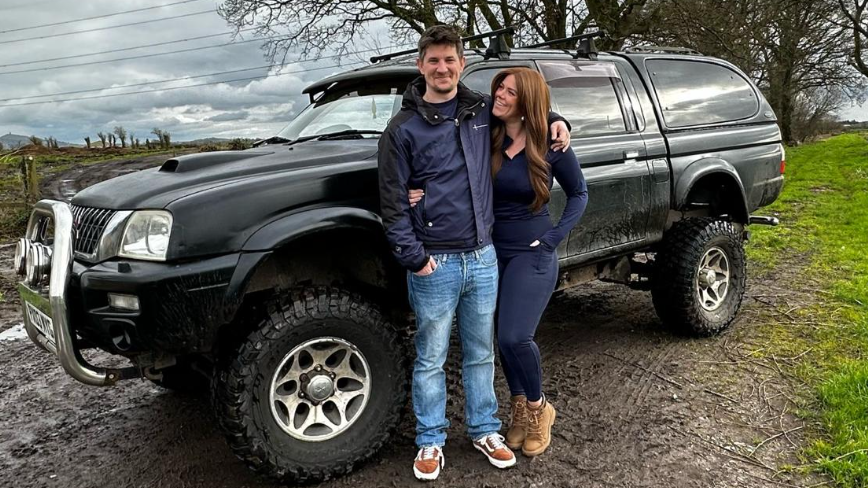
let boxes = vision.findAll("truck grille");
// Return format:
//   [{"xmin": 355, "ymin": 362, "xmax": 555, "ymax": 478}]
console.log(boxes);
[{"xmin": 70, "ymin": 205, "xmax": 117, "ymax": 255}]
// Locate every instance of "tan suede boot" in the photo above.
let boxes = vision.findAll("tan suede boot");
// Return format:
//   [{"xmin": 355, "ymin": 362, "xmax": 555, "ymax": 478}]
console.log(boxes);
[
  {"xmin": 505, "ymin": 395, "xmax": 528, "ymax": 450},
  {"xmin": 522, "ymin": 399, "xmax": 556, "ymax": 457}
]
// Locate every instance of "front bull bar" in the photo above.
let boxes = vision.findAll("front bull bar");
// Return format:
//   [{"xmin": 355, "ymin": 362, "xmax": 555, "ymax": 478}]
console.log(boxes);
[{"xmin": 18, "ymin": 199, "xmax": 130, "ymax": 386}]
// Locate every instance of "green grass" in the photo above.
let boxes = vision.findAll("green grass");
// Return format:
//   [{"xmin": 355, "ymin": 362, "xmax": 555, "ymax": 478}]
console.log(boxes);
[{"xmin": 747, "ymin": 133, "xmax": 868, "ymax": 485}]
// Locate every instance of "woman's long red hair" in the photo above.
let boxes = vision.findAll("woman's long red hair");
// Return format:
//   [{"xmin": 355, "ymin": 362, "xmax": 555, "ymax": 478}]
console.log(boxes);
[{"xmin": 490, "ymin": 67, "xmax": 552, "ymax": 213}]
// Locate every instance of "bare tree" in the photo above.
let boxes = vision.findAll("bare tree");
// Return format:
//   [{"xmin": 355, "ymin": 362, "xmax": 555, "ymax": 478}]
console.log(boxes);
[
  {"xmin": 790, "ymin": 86, "xmax": 848, "ymax": 141},
  {"xmin": 218, "ymin": 0, "xmax": 662, "ymax": 62},
  {"xmin": 84, "ymin": 136, "xmax": 91, "ymax": 149},
  {"xmin": 151, "ymin": 128, "xmax": 164, "ymax": 149},
  {"xmin": 837, "ymin": 0, "xmax": 868, "ymax": 77},
  {"xmin": 28, "ymin": 135, "xmax": 43, "ymax": 147},
  {"xmin": 151, "ymin": 128, "xmax": 172, "ymax": 149},
  {"xmin": 129, "ymin": 132, "xmax": 136, "ymax": 148},
  {"xmin": 582, "ymin": 0, "xmax": 665, "ymax": 48},
  {"xmin": 135, "ymin": 138, "xmax": 141, "ymax": 148},
  {"xmin": 649, "ymin": 0, "xmax": 863, "ymax": 143},
  {"xmin": 97, "ymin": 132, "xmax": 107, "ymax": 148},
  {"xmin": 113, "ymin": 126, "xmax": 127, "ymax": 148},
  {"xmin": 146, "ymin": 138, "xmax": 151, "ymax": 149}
]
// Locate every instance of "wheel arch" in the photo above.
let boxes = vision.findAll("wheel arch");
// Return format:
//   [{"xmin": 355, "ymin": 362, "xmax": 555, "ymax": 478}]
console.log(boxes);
[
  {"xmin": 674, "ymin": 159, "xmax": 749, "ymax": 223},
  {"xmin": 219, "ymin": 207, "xmax": 408, "ymax": 343}
]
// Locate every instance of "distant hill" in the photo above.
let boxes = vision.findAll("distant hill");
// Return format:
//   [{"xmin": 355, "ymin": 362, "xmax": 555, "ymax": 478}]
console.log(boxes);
[
  {"xmin": 0, "ymin": 133, "xmax": 31, "ymax": 148},
  {"xmin": 180, "ymin": 137, "xmax": 231, "ymax": 145},
  {"xmin": 1, "ymin": 133, "xmax": 81, "ymax": 148}
]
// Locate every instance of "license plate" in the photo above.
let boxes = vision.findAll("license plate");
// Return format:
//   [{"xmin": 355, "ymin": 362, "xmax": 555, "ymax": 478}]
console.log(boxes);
[{"xmin": 25, "ymin": 302, "xmax": 55, "ymax": 346}]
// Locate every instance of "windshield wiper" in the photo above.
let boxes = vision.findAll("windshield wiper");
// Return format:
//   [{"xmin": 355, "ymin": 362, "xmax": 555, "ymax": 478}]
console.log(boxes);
[
  {"xmin": 252, "ymin": 135, "xmax": 291, "ymax": 147},
  {"xmin": 316, "ymin": 129, "xmax": 382, "ymax": 140},
  {"xmin": 273, "ymin": 130, "xmax": 383, "ymax": 148},
  {"xmin": 285, "ymin": 134, "xmax": 321, "ymax": 146}
]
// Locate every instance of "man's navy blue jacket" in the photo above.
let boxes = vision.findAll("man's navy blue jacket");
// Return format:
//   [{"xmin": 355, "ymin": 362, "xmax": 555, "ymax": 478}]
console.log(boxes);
[{"xmin": 378, "ymin": 76, "xmax": 567, "ymax": 272}]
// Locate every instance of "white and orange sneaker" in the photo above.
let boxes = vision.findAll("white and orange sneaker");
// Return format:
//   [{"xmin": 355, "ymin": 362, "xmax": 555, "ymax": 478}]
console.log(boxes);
[
  {"xmin": 413, "ymin": 446, "xmax": 444, "ymax": 481},
  {"xmin": 473, "ymin": 433, "xmax": 517, "ymax": 469}
]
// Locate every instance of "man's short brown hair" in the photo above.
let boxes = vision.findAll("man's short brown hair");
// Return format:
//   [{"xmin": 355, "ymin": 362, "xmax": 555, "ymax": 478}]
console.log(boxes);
[{"xmin": 418, "ymin": 25, "xmax": 464, "ymax": 60}]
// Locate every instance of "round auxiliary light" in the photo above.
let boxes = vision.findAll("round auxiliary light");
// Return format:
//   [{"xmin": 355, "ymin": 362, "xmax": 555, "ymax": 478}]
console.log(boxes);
[
  {"xmin": 26, "ymin": 242, "xmax": 52, "ymax": 288},
  {"xmin": 13, "ymin": 238, "xmax": 29, "ymax": 277},
  {"xmin": 25, "ymin": 244, "xmax": 38, "ymax": 286}
]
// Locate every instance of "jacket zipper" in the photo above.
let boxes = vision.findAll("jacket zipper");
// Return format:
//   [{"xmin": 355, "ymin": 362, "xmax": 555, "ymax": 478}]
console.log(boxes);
[{"xmin": 421, "ymin": 182, "xmax": 429, "ymax": 232}]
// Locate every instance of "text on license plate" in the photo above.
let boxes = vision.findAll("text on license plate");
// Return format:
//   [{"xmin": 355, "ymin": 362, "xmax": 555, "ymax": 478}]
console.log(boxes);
[{"xmin": 26, "ymin": 302, "xmax": 55, "ymax": 345}]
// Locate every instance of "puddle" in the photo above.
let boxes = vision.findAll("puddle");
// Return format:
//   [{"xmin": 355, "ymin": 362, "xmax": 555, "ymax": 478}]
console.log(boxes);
[{"xmin": 0, "ymin": 323, "xmax": 27, "ymax": 342}]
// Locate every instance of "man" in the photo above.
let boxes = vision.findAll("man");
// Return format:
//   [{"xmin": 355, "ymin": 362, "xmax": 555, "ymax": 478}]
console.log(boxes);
[{"xmin": 378, "ymin": 25, "xmax": 570, "ymax": 481}]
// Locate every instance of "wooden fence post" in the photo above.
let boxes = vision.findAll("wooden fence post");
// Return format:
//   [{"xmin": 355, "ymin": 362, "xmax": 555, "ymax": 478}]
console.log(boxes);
[{"xmin": 21, "ymin": 156, "xmax": 39, "ymax": 203}]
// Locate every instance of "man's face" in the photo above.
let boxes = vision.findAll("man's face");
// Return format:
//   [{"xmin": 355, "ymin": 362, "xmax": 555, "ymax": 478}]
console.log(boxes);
[{"xmin": 416, "ymin": 43, "xmax": 466, "ymax": 95}]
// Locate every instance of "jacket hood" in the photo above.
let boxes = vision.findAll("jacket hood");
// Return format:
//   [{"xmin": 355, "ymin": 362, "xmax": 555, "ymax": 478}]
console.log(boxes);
[{"xmin": 401, "ymin": 76, "xmax": 486, "ymax": 124}]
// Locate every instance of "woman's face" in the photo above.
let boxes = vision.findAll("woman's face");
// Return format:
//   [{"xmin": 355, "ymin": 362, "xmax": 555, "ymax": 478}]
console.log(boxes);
[{"xmin": 492, "ymin": 74, "xmax": 520, "ymax": 122}]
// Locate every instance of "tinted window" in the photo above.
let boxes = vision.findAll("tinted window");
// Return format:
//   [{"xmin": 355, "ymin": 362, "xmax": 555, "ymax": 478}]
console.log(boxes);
[
  {"xmin": 462, "ymin": 68, "xmax": 501, "ymax": 94},
  {"xmin": 538, "ymin": 61, "xmax": 627, "ymax": 136},
  {"xmin": 646, "ymin": 59, "xmax": 758, "ymax": 127}
]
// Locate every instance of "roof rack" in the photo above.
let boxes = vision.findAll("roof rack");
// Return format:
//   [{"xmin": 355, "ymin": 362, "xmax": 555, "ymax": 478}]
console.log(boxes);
[
  {"xmin": 623, "ymin": 45, "xmax": 703, "ymax": 55},
  {"xmin": 369, "ymin": 26, "xmax": 515, "ymax": 63},
  {"xmin": 521, "ymin": 30, "xmax": 605, "ymax": 60}
]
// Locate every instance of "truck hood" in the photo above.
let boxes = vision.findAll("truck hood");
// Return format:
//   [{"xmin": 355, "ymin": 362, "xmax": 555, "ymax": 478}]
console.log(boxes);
[{"xmin": 71, "ymin": 140, "xmax": 379, "ymax": 209}]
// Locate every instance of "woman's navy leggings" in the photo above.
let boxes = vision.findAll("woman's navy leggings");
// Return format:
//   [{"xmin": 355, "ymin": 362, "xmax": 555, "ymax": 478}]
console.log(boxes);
[{"xmin": 495, "ymin": 243, "xmax": 558, "ymax": 403}]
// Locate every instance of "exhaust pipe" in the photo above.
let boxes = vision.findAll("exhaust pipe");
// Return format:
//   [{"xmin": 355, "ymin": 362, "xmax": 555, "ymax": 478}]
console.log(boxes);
[{"xmin": 749, "ymin": 215, "xmax": 779, "ymax": 226}]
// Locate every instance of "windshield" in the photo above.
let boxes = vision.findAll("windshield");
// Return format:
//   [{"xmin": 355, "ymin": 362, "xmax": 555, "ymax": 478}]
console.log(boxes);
[{"xmin": 277, "ymin": 92, "xmax": 402, "ymax": 141}]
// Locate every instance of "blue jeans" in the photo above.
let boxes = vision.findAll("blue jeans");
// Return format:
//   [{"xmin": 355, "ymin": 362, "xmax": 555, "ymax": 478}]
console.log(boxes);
[{"xmin": 407, "ymin": 244, "xmax": 501, "ymax": 448}]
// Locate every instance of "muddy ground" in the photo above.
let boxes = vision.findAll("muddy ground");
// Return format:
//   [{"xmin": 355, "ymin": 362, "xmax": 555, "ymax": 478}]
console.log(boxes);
[{"xmin": 0, "ymin": 157, "xmax": 828, "ymax": 487}]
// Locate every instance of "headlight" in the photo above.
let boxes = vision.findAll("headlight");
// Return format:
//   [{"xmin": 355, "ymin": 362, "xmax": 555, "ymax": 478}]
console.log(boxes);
[{"xmin": 118, "ymin": 211, "xmax": 173, "ymax": 261}]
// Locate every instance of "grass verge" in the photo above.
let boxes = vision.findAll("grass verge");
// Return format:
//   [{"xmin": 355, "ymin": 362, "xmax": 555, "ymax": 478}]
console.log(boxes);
[{"xmin": 747, "ymin": 133, "xmax": 868, "ymax": 486}]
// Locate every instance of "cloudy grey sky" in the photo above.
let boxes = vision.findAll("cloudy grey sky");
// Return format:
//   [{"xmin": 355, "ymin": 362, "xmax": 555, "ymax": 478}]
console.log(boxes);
[{"xmin": 0, "ymin": 0, "xmax": 403, "ymax": 143}]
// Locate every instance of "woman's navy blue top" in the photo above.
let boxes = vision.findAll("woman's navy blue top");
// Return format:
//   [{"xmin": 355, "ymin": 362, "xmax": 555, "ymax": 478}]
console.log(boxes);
[{"xmin": 491, "ymin": 135, "xmax": 588, "ymax": 253}]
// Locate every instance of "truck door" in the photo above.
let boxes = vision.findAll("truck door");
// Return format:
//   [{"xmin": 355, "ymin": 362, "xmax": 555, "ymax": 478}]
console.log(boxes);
[{"xmin": 537, "ymin": 60, "xmax": 653, "ymax": 265}]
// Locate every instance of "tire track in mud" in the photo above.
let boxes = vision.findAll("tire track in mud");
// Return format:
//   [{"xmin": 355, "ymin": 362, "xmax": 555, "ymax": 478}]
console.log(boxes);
[
  {"xmin": 537, "ymin": 284, "xmax": 684, "ymax": 421},
  {"xmin": 619, "ymin": 343, "xmax": 680, "ymax": 418}
]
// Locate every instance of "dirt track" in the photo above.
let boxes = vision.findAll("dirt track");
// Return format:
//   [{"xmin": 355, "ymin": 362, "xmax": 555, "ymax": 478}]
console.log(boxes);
[
  {"xmin": 0, "ymin": 157, "xmax": 827, "ymax": 487},
  {"xmin": 40, "ymin": 152, "xmax": 182, "ymax": 203}
]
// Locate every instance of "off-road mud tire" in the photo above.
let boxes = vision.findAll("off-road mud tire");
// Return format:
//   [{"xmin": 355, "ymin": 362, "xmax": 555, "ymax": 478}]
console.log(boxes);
[
  {"xmin": 212, "ymin": 286, "xmax": 408, "ymax": 484},
  {"xmin": 652, "ymin": 218, "xmax": 746, "ymax": 336}
]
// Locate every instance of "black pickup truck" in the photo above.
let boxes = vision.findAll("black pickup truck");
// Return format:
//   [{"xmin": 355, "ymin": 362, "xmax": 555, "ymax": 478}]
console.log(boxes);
[{"xmin": 14, "ymin": 30, "xmax": 782, "ymax": 483}]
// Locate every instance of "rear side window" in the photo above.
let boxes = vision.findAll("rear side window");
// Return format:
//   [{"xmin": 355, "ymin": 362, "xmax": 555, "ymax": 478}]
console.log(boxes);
[
  {"xmin": 537, "ymin": 61, "xmax": 628, "ymax": 136},
  {"xmin": 646, "ymin": 59, "xmax": 758, "ymax": 128},
  {"xmin": 462, "ymin": 68, "xmax": 500, "ymax": 94}
]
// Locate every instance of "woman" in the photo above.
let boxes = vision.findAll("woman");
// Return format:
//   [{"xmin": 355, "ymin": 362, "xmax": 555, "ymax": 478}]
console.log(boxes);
[{"xmin": 411, "ymin": 67, "xmax": 588, "ymax": 457}]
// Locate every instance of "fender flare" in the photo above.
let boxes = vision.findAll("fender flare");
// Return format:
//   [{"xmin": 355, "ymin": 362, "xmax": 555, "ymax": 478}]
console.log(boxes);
[
  {"xmin": 674, "ymin": 158, "xmax": 749, "ymax": 222},
  {"xmin": 222, "ymin": 207, "xmax": 388, "ymax": 319},
  {"xmin": 242, "ymin": 206, "xmax": 385, "ymax": 251}
]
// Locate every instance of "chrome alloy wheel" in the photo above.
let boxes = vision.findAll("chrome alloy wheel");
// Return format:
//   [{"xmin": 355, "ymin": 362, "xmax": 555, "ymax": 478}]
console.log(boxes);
[
  {"xmin": 696, "ymin": 246, "xmax": 730, "ymax": 312},
  {"xmin": 269, "ymin": 337, "xmax": 371, "ymax": 442}
]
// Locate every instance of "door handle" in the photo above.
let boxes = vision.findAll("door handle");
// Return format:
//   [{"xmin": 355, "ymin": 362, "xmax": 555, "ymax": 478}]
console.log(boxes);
[{"xmin": 623, "ymin": 150, "xmax": 639, "ymax": 159}]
